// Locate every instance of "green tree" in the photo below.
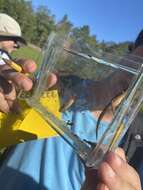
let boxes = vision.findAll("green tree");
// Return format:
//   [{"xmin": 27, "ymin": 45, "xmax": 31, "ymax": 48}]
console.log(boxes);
[
  {"xmin": 33, "ymin": 6, "xmax": 55, "ymax": 47},
  {"xmin": 0, "ymin": 0, "xmax": 36, "ymax": 43},
  {"xmin": 56, "ymin": 14, "xmax": 73, "ymax": 34}
]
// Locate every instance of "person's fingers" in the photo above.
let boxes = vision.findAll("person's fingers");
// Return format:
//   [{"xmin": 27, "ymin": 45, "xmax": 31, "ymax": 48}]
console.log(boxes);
[
  {"xmin": 9, "ymin": 100, "xmax": 22, "ymax": 113},
  {"xmin": 0, "ymin": 77, "xmax": 18, "ymax": 112},
  {"xmin": 0, "ymin": 75, "xmax": 14, "ymax": 95},
  {"xmin": 0, "ymin": 59, "xmax": 36, "ymax": 91},
  {"xmin": 16, "ymin": 59, "xmax": 37, "ymax": 73},
  {"xmin": 105, "ymin": 151, "xmax": 141, "ymax": 189},
  {"xmin": 98, "ymin": 162, "xmax": 135, "ymax": 190},
  {"xmin": 96, "ymin": 183, "xmax": 109, "ymax": 190},
  {"xmin": 0, "ymin": 92, "xmax": 9, "ymax": 113},
  {"xmin": 1, "ymin": 70, "xmax": 33, "ymax": 91},
  {"xmin": 0, "ymin": 59, "xmax": 37, "ymax": 74},
  {"xmin": 114, "ymin": 147, "xmax": 126, "ymax": 161},
  {"xmin": 47, "ymin": 73, "xmax": 58, "ymax": 88},
  {"xmin": 0, "ymin": 59, "xmax": 36, "ymax": 113},
  {"xmin": 0, "ymin": 76, "xmax": 16, "ymax": 103}
]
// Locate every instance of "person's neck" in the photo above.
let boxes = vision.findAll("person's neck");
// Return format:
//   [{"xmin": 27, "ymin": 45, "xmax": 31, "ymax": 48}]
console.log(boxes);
[{"xmin": 91, "ymin": 109, "xmax": 113, "ymax": 123}]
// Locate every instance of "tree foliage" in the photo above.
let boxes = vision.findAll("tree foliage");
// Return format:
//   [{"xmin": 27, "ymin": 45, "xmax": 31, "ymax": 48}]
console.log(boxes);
[{"xmin": 0, "ymin": 0, "xmax": 131, "ymax": 52}]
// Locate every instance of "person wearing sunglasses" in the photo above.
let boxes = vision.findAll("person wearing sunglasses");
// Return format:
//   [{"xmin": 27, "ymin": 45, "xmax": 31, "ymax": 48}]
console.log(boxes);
[{"xmin": 0, "ymin": 13, "xmax": 36, "ymax": 113}]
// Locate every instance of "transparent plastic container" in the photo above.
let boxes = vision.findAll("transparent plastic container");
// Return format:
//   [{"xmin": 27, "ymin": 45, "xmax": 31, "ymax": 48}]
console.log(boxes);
[{"xmin": 19, "ymin": 30, "xmax": 143, "ymax": 168}]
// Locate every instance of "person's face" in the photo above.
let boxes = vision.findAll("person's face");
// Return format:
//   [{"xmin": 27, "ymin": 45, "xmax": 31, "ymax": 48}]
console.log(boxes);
[{"xmin": 0, "ymin": 40, "xmax": 18, "ymax": 53}]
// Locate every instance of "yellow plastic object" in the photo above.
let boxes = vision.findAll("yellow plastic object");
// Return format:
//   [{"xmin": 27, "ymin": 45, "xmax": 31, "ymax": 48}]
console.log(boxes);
[
  {"xmin": 0, "ymin": 90, "xmax": 60, "ymax": 149},
  {"xmin": 2, "ymin": 58, "xmax": 23, "ymax": 72}
]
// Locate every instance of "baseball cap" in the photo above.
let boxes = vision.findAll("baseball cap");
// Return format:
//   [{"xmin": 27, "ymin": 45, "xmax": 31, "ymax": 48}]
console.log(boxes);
[{"xmin": 0, "ymin": 13, "xmax": 26, "ymax": 44}]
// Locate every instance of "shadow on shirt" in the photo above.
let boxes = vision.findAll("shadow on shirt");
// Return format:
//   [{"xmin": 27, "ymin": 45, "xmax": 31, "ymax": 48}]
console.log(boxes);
[{"xmin": 0, "ymin": 166, "xmax": 47, "ymax": 190}]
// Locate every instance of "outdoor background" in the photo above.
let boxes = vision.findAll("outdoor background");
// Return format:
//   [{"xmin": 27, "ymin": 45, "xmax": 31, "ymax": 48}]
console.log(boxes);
[{"xmin": 1, "ymin": 0, "xmax": 143, "ymax": 62}]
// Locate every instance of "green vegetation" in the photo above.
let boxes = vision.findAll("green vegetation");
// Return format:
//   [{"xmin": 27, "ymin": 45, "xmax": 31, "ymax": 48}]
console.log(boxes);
[
  {"xmin": 0, "ymin": 1, "xmax": 142, "ymax": 113},
  {"xmin": 12, "ymin": 45, "xmax": 41, "ymax": 63},
  {"xmin": 0, "ymin": 0, "xmax": 133, "ymax": 79},
  {"xmin": 0, "ymin": 0, "xmax": 132, "ymax": 51}
]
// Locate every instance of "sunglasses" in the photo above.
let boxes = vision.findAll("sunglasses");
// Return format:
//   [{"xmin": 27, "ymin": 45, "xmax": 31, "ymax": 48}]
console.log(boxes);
[{"xmin": 13, "ymin": 40, "xmax": 21, "ymax": 49}]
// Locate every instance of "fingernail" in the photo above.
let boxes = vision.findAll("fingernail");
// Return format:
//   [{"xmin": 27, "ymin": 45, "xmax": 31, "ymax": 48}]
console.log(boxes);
[
  {"xmin": 1, "ymin": 107, "xmax": 9, "ymax": 113},
  {"xmin": 19, "ymin": 78, "xmax": 33, "ymax": 91},
  {"xmin": 24, "ymin": 62, "xmax": 36, "ymax": 73},
  {"xmin": 23, "ymin": 60, "xmax": 37, "ymax": 72},
  {"xmin": 97, "ymin": 183, "xmax": 109, "ymax": 190},
  {"xmin": 106, "ymin": 151, "xmax": 122, "ymax": 166}
]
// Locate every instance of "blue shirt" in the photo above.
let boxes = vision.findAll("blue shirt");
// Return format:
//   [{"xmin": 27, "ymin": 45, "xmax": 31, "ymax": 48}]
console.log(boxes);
[
  {"xmin": 0, "ymin": 78, "xmax": 109, "ymax": 190},
  {"xmin": 0, "ymin": 111, "xmax": 108, "ymax": 190}
]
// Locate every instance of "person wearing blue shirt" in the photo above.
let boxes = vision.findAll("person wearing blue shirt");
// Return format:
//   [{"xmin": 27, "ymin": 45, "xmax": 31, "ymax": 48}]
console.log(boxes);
[
  {"xmin": 0, "ymin": 13, "xmax": 142, "ymax": 190},
  {"xmin": 0, "ymin": 62, "xmax": 142, "ymax": 190}
]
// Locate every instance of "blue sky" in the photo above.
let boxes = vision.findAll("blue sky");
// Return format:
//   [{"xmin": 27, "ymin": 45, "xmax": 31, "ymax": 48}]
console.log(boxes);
[{"xmin": 32, "ymin": 0, "xmax": 143, "ymax": 43}]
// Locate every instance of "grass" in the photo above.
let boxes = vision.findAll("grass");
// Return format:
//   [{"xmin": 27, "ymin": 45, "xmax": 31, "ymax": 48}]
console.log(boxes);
[{"xmin": 12, "ymin": 45, "xmax": 42, "ymax": 64}]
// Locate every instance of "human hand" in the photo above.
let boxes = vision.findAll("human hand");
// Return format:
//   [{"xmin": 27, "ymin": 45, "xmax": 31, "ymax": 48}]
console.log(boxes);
[
  {"xmin": 81, "ymin": 148, "xmax": 141, "ymax": 190},
  {"xmin": 0, "ymin": 59, "xmax": 36, "ymax": 113}
]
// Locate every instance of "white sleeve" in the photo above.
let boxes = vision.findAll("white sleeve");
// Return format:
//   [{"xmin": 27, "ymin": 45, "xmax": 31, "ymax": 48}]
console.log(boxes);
[{"xmin": 0, "ymin": 51, "xmax": 10, "ymax": 65}]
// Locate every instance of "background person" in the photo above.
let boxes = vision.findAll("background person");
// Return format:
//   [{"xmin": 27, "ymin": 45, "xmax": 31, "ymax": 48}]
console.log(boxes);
[{"xmin": 0, "ymin": 13, "xmax": 36, "ymax": 113}]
